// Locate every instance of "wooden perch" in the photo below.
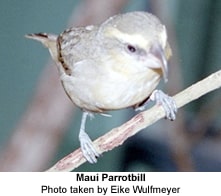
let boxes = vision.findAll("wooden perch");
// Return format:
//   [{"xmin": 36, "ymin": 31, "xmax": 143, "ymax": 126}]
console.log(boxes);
[{"xmin": 47, "ymin": 69, "xmax": 221, "ymax": 172}]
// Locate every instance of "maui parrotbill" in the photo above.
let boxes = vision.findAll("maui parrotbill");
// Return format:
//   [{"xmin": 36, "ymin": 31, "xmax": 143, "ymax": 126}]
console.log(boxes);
[{"xmin": 26, "ymin": 11, "xmax": 177, "ymax": 163}]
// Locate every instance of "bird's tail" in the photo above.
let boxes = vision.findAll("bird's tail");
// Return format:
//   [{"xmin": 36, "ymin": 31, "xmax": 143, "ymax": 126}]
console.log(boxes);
[{"xmin": 25, "ymin": 33, "xmax": 58, "ymax": 62}]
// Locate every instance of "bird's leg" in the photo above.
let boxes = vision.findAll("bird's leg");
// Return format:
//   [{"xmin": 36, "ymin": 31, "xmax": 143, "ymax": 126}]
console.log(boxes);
[
  {"xmin": 135, "ymin": 90, "xmax": 177, "ymax": 121},
  {"xmin": 79, "ymin": 111, "xmax": 100, "ymax": 163}
]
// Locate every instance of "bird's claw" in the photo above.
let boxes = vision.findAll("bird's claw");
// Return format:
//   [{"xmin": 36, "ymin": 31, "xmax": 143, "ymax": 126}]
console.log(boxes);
[
  {"xmin": 79, "ymin": 130, "xmax": 100, "ymax": 164},
  {"xmin": 150, "ymin": 90, "xmax": 177, "ymax": 120}
]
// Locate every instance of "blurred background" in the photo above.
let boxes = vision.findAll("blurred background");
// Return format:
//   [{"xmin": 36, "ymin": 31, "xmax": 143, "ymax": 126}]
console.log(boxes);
[{"xmin": 0, "ymin": 0, "xmax": 221, "ymax": 172}]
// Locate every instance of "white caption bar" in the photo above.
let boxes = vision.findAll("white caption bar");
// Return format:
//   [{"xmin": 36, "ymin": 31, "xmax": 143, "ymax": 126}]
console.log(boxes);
[{"xmin": 0, "ymin": 172, "xmax": 220, "ymax": 195}]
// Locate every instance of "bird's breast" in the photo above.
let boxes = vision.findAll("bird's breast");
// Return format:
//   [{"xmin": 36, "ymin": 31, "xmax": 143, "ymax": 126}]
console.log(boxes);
[{"xmin": 61, "ymin": 65, "xmax": 161, "ymax": 112}]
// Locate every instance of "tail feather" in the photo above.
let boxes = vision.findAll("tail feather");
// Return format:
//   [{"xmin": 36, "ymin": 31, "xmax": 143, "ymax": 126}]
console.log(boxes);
[
  {"xmin": 25, "ymin": 33, "xmax": 58, "ymax": 62},
  {"xmin": 25, "ymin": 33, "xmax": 57, "ymax": 47}
]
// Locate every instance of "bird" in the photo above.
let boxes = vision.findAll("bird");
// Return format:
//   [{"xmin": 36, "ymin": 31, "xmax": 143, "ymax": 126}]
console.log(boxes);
[{"xmin": 26, "ymin": 11, "xmax": 177, "ymax": 163}]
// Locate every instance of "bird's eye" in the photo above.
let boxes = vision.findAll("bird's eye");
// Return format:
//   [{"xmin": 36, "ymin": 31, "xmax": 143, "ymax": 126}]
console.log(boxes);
[{"xmin": 127, "ymin": 44, "xmax": 136, "ymax": 53}]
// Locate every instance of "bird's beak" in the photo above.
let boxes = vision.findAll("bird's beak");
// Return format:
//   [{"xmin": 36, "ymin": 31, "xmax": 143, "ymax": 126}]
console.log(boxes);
[{"xmin": 147, "ymin": 42, "xmax": 168, "ymax": 82}]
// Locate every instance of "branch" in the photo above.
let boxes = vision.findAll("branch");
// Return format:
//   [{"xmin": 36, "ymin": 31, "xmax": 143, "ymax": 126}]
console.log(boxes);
[{"xmin": 47, "ymin": 70, "xmax": 221, "ymax": 172}]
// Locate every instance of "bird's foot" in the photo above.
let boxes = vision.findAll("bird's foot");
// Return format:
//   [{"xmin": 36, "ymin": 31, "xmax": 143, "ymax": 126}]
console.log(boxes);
[
  {"xmin": 150, "ymin": 90, "xmax": 177, "ymax": 120},
  {"xmin": 79, "ymin": 130, "xmax": 100, "ymax": 163},
  {"xmin": 135, "ymin": 90, "xmax": 177, "ymax": 120}
]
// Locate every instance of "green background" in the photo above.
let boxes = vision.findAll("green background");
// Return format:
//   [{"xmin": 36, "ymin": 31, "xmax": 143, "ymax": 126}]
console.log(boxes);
[{"xmin": 0, "ymin": 0, "xmax": 221, "ymax": 171}]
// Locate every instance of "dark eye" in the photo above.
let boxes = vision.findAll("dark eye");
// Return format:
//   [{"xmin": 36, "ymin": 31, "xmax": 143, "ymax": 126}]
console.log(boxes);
[{"xmin": 127, "ymin": 44, "xmax": 136, "ymax": 53}]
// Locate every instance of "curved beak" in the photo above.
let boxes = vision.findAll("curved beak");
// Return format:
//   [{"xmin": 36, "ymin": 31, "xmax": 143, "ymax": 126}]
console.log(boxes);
[{"xmin": 147, "ymin": 42, "xmax": 168, "ymax": 82}]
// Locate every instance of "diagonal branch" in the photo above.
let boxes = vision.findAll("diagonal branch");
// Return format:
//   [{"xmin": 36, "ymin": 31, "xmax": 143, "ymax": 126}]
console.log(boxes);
[{"xmin": 47, "ymin": 69, "xmax": 221, "ymax": 172}]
